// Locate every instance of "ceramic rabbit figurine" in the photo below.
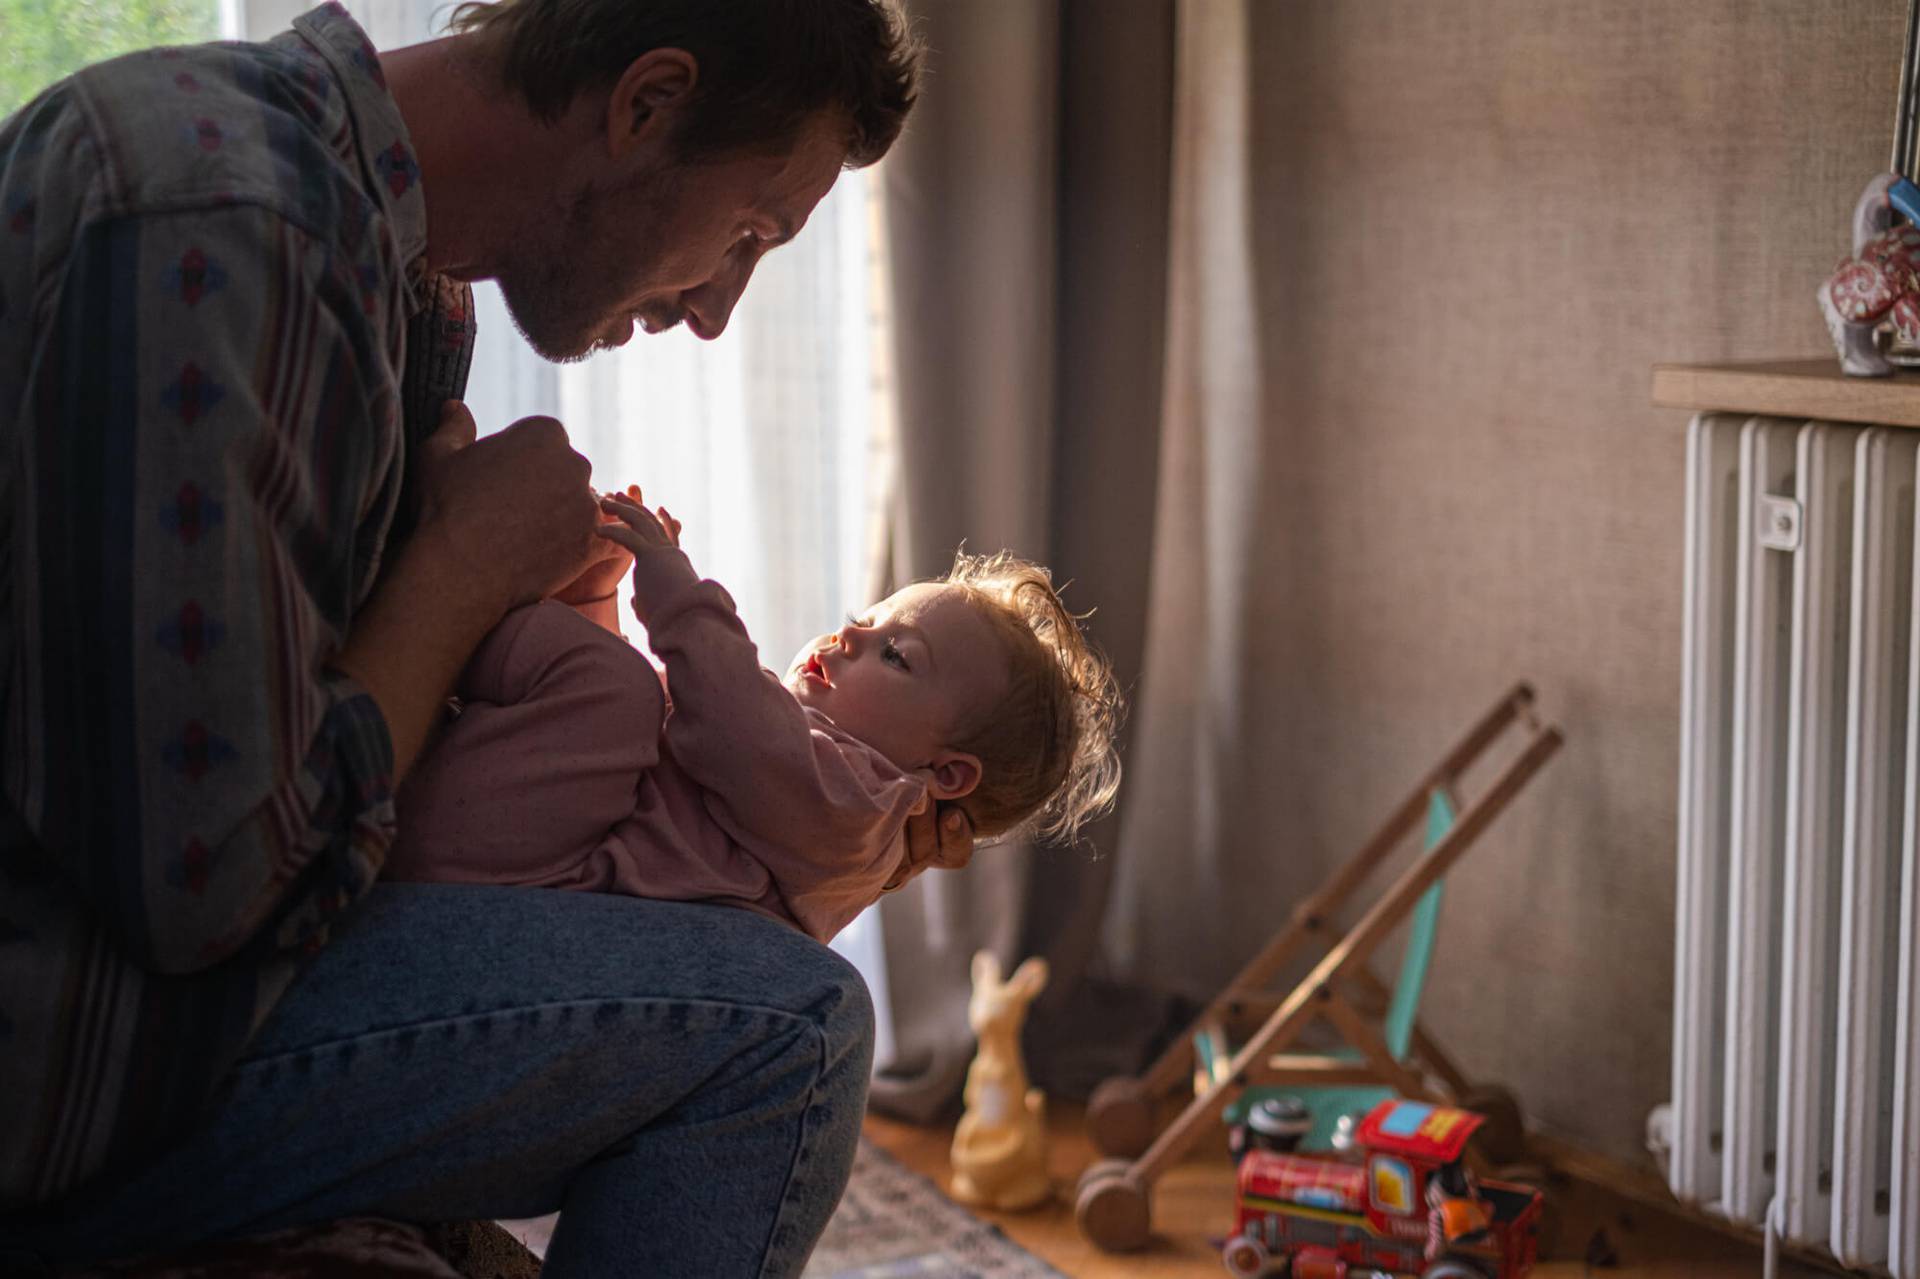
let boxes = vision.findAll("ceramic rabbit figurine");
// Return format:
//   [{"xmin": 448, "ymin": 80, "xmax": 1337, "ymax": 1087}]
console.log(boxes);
[{"xmin": 949, "ymin": 950, "xmax": 1052, "ymax": 1211}]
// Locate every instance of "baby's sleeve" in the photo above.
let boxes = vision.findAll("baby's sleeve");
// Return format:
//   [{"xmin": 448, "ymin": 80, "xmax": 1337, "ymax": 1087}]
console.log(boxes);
[
  {"xmin": 635, "ymin": 549, "xmax": 925, "ymax": 928},
  {"xmin": 757, "ymin": 735, "xmax": 923, "ymax": 942}
]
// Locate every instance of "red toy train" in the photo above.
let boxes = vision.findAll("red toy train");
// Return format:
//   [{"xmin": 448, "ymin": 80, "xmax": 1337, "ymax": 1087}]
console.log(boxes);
[{"xmin": 1221, "ymin": 1099, "xmax": 1541, "ymax": 1279}]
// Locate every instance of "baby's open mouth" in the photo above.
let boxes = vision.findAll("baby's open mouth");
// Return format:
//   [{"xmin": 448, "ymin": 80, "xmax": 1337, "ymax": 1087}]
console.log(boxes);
[{"xmin": 802, "ymin": 653, "xmax": 831, "ymax": 687}]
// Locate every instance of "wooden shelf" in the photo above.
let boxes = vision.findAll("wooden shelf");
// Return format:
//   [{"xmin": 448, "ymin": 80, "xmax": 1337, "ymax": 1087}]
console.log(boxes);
[{"xmin": 1652, "ymin": 360, "xmax": 1920, "ymax": 428}]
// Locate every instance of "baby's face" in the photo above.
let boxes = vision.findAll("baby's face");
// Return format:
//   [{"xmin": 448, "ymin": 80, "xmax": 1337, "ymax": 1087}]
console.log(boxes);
[{"xmin": 784, "ymin": 583, "xmax": 1007, "ymax": 774}]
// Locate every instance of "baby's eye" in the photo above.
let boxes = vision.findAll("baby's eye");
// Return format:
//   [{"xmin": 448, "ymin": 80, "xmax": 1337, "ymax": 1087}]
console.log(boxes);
[{"xmin": 883, "ymin": 639, "xmax": 911, "ymax": 672}]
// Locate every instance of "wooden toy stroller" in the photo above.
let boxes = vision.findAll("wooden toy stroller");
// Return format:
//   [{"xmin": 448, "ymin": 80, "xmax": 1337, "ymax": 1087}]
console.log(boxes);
[
  {"xmin": 1074, "ymin": 683, "xmax": 1563, "ymax": 1252},
  {"xmin": 1203, "ymin": 784, "xmax": 1461, "ymax": 1158}
]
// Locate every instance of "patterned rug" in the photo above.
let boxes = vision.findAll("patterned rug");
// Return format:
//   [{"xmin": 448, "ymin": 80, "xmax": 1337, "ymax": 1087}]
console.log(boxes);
[
  {"xmin": 51, "ymin": 1143, "xmax": 1056, "ymax": 1277},
  {"xmin": 803, "ymin": 1141, "xmax": 1067, "ymax": 1278}
]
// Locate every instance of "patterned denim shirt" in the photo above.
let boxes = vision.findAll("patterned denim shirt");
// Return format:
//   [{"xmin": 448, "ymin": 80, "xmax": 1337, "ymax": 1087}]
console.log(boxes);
[{"xmin": 0, "ymin": 3, "xmax": 473, "ymax": 1204}]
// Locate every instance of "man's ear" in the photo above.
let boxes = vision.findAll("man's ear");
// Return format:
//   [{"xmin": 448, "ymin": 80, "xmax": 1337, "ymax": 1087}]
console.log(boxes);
[
  {"xmin": 605, "ymin": 48, "xmax": 698, "ymax": 156},
  {"xmin": 924, "ymin": 750, "xmax": 982, "ymax": 801}
]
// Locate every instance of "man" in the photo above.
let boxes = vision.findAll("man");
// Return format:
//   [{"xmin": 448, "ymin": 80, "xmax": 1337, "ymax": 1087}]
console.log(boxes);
[{"xmin": 0, "ymin": 2, "xmax": 964, "ymax": 1272}]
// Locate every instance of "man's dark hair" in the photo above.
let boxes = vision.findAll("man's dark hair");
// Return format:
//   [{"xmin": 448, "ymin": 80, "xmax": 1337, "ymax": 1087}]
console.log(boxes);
[{"xmin": 447, "ymin": 0, "xmax": 920, "ymax": 167}]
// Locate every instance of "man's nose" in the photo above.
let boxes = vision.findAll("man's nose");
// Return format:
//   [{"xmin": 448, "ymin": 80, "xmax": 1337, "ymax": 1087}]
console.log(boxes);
[{"xmin": 683, "ymin": 256, "xmax": 758, "ymax": 341}]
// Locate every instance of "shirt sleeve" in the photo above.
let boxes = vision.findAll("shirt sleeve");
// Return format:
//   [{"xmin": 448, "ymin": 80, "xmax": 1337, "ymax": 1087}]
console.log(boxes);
[
  {"xmin": 633, "ymin": 548, "xmax": 926, "ymax": 936},
  {"xmin": 22, "ymin": 200, "xmax": 410, "ymax": 974}
]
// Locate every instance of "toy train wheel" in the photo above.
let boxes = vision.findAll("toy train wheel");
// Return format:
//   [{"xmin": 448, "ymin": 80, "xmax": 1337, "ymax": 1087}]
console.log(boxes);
[
  {"xmin": 1219, "ymin": 1231, "xmax": 1269, "ymax": 1277},
  {"xmin": 1087, "ymin": 1076, "xmax": 1156, "ymax": 1158},
  {"xmin": 1457, "ymin": 1083, "xmax": 1526, "ymax": 1166},
  {"xmin": 1074, "ymin": 1159, "xmax": 1152, "ymax": 1252}
]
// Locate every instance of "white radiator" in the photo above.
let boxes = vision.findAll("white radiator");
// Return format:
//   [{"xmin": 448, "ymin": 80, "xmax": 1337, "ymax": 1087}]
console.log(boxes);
[{"xmin": 1675, "ymin": 413, "xmax": 1920, "ymax": 1275}]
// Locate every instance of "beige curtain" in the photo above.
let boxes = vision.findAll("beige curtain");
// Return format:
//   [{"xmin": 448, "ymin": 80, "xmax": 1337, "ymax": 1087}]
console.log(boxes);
[
  {"xmin": 870, "ymin": 0, "xmax": 1178, "ymax": 1119},
  {"xmin": 1101, "ymin": 0, "xmax": 1262, "ymax": 985},
  {"xmin": 871, "ymin": 0, "xmax": 1061, "ymax": 1120}
]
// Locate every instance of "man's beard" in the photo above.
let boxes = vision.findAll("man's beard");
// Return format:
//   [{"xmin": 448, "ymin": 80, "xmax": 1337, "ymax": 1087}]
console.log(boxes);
[{"xmin": 494, "ymin": 169, "xmax": 682, "ymax": 363}]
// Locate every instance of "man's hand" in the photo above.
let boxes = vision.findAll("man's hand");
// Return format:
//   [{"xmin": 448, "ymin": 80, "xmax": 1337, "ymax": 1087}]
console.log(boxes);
[
  {"xmin": 328, "ymin": 403, "xmax": 598, "ymax": 780},
  {"xmin": 415, "ymin": 403, "xmax": 600, "ymax": 614},
  {"xmin": 888, "ymin": 803, "xmax": 975, "ymax": 891}
]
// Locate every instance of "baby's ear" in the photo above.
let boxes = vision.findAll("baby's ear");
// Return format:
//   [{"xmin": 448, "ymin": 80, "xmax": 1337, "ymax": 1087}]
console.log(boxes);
[{"xmin": 924, "ymin": 750, "xmax": 982, "ymax": 800}]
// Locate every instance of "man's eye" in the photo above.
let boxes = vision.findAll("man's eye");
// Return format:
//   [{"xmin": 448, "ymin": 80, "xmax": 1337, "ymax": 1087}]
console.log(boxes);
[{"xmin": 883, "ymin": 640, "xmax": 910, "ymax": 671}]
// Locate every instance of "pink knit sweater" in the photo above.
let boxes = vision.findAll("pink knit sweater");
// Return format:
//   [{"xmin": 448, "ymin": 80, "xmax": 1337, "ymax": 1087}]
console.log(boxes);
[{"xmin": 384, "ymin": 548, "xmax": 929, "ymax": 942}]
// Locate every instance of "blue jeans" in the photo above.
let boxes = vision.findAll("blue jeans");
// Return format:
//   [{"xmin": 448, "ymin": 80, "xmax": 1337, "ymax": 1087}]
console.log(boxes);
[{"xmin": 7, "ymin": 884, "xmax": 875, "ymax": 1277}]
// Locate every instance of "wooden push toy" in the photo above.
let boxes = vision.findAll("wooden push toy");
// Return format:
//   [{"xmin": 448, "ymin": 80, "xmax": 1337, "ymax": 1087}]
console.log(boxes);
[
  {"xmin": 1209, "ymin": 782, "xmax": 1462, "ymax": 1160},
  {"xmin": 1218, "ymin": 1098, "xmax": 1543, "ymax": 1278},
  {"xmin": 1076, "ymin": 684, "xmax": 1562, "ymax": 1252}
]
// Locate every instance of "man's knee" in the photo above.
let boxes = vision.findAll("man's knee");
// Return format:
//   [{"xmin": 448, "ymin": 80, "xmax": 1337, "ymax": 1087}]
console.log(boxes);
[{"xmin": 773, "ymin": 932, "xmax": 876, "ymax": 1098}]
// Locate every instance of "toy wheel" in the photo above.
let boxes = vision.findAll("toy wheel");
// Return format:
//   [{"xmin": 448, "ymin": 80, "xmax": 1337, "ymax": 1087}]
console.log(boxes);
[
  {"xmin": 1481, "ymin": 1158, "xmax": 1557, "ymax": 1260},
  {"xmin": 1458, "ymin": 1083, "xmax": 1526, "ymax": 1166},
  {"xmin": 1425, "ymin": 1258, "xmax": 1490, "ymax": 1279},
  {"xmin": 1074, "ymin": 1159, "xmax": 1152, "ymax": 1252},
  {"xmin": 1219, "ymin": 1231, "xmax": 1269, "ymax": 1277},
  {"xmin": 1087, "ymin": 1076, "xmax": 1157, "ymax": 1158}
]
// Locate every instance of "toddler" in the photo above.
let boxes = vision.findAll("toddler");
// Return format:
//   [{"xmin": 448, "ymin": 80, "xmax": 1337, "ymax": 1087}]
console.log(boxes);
[{"xmin": 385, "ymin": 490, "xmax": 1122, "ymax": 943}]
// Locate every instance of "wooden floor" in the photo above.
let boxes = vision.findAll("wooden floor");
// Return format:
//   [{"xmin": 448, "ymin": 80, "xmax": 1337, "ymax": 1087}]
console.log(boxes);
[{"xmin": 865, "ymin": 1104, "xmax": 1829, "ymax": 1279}]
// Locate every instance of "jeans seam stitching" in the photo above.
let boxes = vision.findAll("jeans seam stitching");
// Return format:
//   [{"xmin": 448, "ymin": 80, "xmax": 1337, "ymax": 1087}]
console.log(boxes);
[
  {"xmin": 752, "ymin": 1019, "xmax": 832, "ymax": 1278},
  {"xmin": 239, "ymin": 996, "xmax": 811, "ymax": 1070}
]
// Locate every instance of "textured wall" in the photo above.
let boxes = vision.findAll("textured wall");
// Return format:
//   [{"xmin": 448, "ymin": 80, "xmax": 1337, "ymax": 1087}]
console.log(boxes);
[{"xmin": 1210, "ymin": 1, "xmax": 1900, "ymax": 1163}]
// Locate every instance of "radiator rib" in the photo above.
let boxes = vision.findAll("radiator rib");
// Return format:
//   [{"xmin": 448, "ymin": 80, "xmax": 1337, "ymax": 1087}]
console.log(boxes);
[
  {"xmin": 1777, "ymin": 422, "xmax": 1855, "ymax": 1249},
  {"xmin": 1891, "ymin": 444, "xmax": 1920, "ymax": 1279},
  {"xmin": 1723, "ymin": 418, "xmax": 1798, "ymax": 1221},
  {"xmin": 1675, "ymin": 413, "xmax": 1744, "ymax": 1209},
  {"xmin": 1832, "ymin": 428, "xmax": 1915, "ymax": 1271}
]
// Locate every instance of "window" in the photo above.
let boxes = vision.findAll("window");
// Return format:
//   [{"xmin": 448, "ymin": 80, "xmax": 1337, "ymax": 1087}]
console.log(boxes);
[
  {"xmin": 1, "ymin": 0, "xmax": 238, "ymax": 117},
  {"xmin": 1369, "ymin": 1156, "xmax": 1415, "ymax": 1216}
]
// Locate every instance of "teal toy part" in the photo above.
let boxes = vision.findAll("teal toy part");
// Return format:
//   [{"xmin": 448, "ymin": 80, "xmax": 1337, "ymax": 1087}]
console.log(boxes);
[
  {"xmin": 1217, "ymin": 788, "xmax": 1457, "ymax": 1150},
  {"xmin": 1382, "ymin": 787, "xmax": 1454, "ymax": 1060}
]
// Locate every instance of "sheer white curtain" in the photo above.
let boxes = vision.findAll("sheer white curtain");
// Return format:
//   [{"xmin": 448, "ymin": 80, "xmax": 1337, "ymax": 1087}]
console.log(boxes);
[
  {"xmin": 243, "ymin": 0, "xmax": 901, "ymax": 1060},
  {"xmin": 553, "ymin": 177, "xmax": 891, "ymax": 671},
  {"xmin": 545, "ymin": 179, "xmax": 901, "ymax": 1069}
]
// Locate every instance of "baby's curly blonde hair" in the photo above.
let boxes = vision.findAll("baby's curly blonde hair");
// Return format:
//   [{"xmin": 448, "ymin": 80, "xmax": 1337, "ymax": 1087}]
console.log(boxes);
[{"xmin": 939, "ymin": 551, "xmax": 1123, "ymax": 845}]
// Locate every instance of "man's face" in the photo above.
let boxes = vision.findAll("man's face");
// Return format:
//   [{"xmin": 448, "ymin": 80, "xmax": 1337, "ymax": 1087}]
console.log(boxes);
[{"xmin": 497, "ymin": 112, "xmax": 849, "ymax": 360}]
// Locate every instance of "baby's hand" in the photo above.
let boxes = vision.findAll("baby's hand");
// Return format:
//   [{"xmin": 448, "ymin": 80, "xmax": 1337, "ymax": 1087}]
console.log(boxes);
[
  {"xmin": 596, "ymin": 486, "xmax": 682, "ymax": 555},
  {"xmin": 632, "ymin": 483, "xmax": 682, "ymax": 547},
  {"xmin": 551, "ymin": 484, "xmax": 636, "ymax": 605}
]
